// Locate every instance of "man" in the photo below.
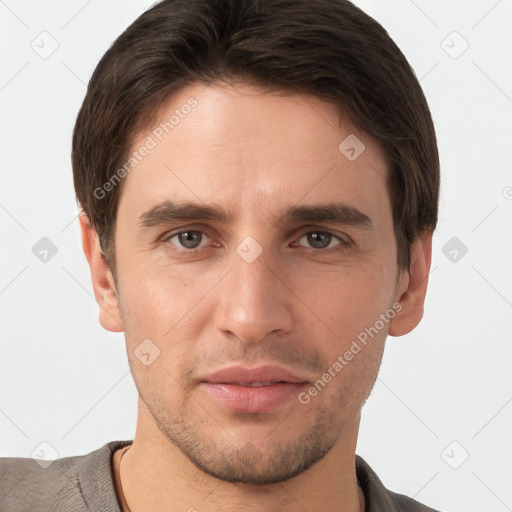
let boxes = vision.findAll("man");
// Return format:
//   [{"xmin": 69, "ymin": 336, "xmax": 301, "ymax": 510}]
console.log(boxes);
[{"xmin": 0, "ymin": 0, "xmax": 441, "ymax": 510}]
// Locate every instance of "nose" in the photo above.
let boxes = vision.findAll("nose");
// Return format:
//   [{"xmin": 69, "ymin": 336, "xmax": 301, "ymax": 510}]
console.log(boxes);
[{"xmin": 214, "ymin": 244, "xmax": 294, "ymax": 344}]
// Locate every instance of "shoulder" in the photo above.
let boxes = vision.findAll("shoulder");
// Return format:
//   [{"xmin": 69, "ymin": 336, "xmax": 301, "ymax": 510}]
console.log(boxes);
[
  {"xmin": 0, "ymin": 440, "xmax": 132, "ymax": 512},
  {"xmin": 356, "ymin": 455, "xmax": 442, "ymax": 512},
  {"xmin": 386, "ymin": 489, "xmax": 442, "ymax": 512},
  {"xmin": 0, "ymin": 452, "xmax": 85, "ymax": 511}
]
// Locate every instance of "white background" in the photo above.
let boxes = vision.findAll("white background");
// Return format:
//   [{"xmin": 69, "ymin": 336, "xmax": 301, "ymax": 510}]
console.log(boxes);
[{"xmin": 1, "ymin": 1, "xmax": 511, "ymax": 511}]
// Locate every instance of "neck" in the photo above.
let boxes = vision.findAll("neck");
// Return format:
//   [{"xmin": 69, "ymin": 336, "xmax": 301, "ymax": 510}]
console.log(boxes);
[{"xmin": 114, "ymin": 399, "xmax": 364, "ymax": 512}]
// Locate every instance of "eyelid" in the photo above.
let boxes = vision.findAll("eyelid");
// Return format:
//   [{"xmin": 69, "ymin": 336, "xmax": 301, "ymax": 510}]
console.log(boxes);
[
  {"xmin": 162, "ymin": 227, "xmax": 214, "ymax": 248},
  {"xmin": 293, "ymin": 225, "xmax": 352, "ymax": 245},
  {"xmin": 161, "ymin": 224, "xmax": 351, "ymax": 251},
  {"xmin": 294, "ymin": 231, "xmax": 349, "ymax": 251}
]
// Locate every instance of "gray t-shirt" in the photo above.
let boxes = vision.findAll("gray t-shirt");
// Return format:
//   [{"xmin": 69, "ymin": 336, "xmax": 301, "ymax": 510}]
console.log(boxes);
[{"xmin": 0, "ymin": 440, "xmax": 441, "ymax": 511}]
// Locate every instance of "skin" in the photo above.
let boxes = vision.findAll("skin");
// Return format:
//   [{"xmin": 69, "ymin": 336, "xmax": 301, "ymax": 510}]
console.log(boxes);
[{"xmin": 80, "ymin": 82, "xmax": 432, "ymax": 512}]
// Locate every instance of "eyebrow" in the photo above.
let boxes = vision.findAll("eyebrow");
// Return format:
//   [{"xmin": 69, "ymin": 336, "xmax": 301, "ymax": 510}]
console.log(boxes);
[{"xmin": 137, "ymin": 200, "xmax": 373, "ymax": 230}]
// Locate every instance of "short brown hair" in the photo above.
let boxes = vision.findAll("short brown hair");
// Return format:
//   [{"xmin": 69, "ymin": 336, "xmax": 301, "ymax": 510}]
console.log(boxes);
[{"xmin": 72, "ymin": 0, "xmax": 439, "ymax": 278}]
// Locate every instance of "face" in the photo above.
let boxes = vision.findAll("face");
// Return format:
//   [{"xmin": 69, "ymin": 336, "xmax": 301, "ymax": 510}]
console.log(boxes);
[{"xmin": 96, "ymin": 82, "xmax": 414, "ymax": 484}]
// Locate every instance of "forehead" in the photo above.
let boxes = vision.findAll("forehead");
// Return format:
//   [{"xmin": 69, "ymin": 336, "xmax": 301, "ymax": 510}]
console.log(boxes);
[{"xmin": 118, "ymin": 82, "xmax": 391, "ymax": 223}]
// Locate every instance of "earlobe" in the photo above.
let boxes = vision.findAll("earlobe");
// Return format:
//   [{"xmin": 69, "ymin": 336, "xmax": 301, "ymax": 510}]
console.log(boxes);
[
  {"xmin": 388, "ymin": 230, "xmax": 433, "ymax": 337},
  {"xmin": 79, "ymin": 211, "xmax": 124, "ymax": 333}
]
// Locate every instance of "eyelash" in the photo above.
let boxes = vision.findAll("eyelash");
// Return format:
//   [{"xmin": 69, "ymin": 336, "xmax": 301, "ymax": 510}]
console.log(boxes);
[{"xmin": 161, "ymin": 227, "xmax": 350, "ymax": 253}]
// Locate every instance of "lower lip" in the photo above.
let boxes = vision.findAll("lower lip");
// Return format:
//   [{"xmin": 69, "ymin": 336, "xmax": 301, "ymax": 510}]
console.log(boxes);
[{"xmin": 200, "ymin": 382, "xmax": 308, "ymax": 413}]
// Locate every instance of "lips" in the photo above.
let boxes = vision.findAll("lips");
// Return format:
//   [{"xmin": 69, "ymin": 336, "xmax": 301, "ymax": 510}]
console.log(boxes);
[
  {"xmin": 198, "ymin": 364, "xmax": 310, "ymax": 413},
  {"xmin": 199, "ymin": 364, "xmax": 309, "ymax": 386},
  {"xmin": 231, "ymin": 382, "xmax": 285, "ymax": 387}
]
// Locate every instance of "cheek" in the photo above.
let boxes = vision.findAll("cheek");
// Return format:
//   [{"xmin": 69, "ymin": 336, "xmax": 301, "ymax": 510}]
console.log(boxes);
[
  {"xmin": 300, "ymin": 268, "xmax": 392, "ymax": 411},
  {"xmin": 302, "ymin": 262, "xmax": 397, "ymax": 347},
  {"xmin": 117, "ymin": 254, "xmax": 200, "ymax": 325},
  {"xmin": 118, "ymin": 273, "xmax": 198, "ymax": 405},
  {"xmin": 116, "ymin": 260, "xmax": 216, "ymax": 375}
]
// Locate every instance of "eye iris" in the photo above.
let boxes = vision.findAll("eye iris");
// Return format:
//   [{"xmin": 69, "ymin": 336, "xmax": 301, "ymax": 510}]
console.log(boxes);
[
  {"xmin": 174, "ymin": 231, "xmax": 335, "ymax": 250},
  {"xmin": 179, "ymin": 231, "xmax": 202, "ymax": 249},
  {"xmin": 308, "ymin": 232, "xmax": 331, "ymax": 249}
]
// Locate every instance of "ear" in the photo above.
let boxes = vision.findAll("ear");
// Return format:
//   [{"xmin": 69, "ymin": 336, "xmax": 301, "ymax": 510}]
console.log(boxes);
[
  {"xmin": 79, "ymin": 211, "xmax": 124, "ymax": 333},
  {"xmin": 388, "ymin": 230, "xmax": 433, "ymax": 337}
]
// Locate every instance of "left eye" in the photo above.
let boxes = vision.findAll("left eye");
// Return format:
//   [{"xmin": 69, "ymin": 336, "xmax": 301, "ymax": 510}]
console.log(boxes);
[
  {"xmin": 296, "ymin": 231, "xmax": 343, "ymax": 250},
  {"xmin": 167, "ymin": 230, "xmax": 211, "ymax": 250}
]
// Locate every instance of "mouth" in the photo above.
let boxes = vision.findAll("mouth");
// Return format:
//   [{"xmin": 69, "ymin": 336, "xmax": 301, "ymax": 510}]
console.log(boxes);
[
  {"xmin": 199, "ymin": 381, "xmax": 309, "ymax": 413},
  {"xmin": 198, "ymin": 364, "xmax": 310, "ymax": 413},
  {"xmin": 226, "ymin": 381, "xmax": 291, "ymax": 387}
]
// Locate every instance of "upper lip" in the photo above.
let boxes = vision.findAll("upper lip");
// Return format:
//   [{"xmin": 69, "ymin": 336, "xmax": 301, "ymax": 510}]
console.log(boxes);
[{"xmin": 200, "ymin": 364, "xmax": 310, "ymax": 385}]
